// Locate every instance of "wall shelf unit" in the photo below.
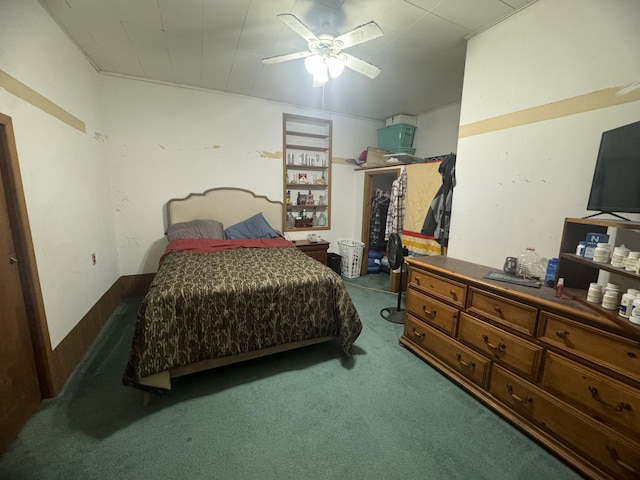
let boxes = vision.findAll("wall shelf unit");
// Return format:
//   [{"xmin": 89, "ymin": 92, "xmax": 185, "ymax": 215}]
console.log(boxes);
[
  {"xmin": 282, "ymin": 114, "xmax": 332, "ymax": 232},
  {"xmin": 557, "ymin": 217, "xmax": 640, "ymax": 335}
]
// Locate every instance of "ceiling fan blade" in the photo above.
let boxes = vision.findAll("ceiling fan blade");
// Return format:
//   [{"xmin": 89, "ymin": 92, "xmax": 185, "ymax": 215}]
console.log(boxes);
[
  {"xmin": 342, "ymin": 53, "xmax": 382, "ymax": 79},
  {"xmin": 262, "ymin": 51, "xmax": 313, "ymax": 65},
  {"xmin": 277, "ymin": 14, "xmax": 319, "ymax": 44},
  {"xmin": 334, "ymin": 21, "xmax": 383, "ymax": 50}
]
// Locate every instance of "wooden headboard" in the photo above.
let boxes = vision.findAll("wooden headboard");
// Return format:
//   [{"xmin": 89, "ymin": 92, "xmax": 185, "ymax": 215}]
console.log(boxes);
[{"xmin": 166, "ymin": 187, "xmax": 283, "ymax": 232}]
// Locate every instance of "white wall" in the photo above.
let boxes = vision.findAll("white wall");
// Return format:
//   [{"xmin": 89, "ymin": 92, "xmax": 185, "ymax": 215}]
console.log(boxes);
[
  {"xmin": 449, "ymin": 0, "xmax": 640, "ymax": 269},
  {"xmin": 0, "ymin": 0, "xmax": 119, "ymax": 348},
  {"xmin": 100, "ymin": 75, "xmax": 380, "ymax": 273},
  {"xmin": 414, "ymin": 102, "xmax": 461, "ymax": 157}
]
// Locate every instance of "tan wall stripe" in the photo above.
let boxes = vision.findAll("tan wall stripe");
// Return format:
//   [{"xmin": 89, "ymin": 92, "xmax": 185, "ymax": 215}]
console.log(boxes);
[
  {"xmin": 459, "ymin": 83, "xmax": 640, "ymax": 138},
  {"xmin": 0, "ymin": 69, "xmax": 86, "ymax": 133}
]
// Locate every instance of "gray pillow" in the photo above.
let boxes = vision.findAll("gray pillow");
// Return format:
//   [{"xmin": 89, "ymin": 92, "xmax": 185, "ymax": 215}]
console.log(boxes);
[{"xmin": 166, "ymin": 219, "xmax": 225, "ymax": 242}]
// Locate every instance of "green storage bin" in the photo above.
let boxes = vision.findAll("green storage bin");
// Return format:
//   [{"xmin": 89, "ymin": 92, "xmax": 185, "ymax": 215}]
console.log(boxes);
[
  {"xmin": 377, "ymin": 123, "xmax": 416, "ymax": 150},
  {"xmin": 385, "ymin": 146, "xmax": 416, "ymax": 155}
]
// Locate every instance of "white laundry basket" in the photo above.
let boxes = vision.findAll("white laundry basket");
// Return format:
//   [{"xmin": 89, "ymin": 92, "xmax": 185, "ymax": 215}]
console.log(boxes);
[{"xmin": 338, "ymin": 240, "xmax": 365, "ymax": 278}]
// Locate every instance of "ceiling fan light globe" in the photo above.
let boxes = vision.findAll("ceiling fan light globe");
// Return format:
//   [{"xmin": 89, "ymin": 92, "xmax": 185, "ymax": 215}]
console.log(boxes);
[
  {"xmin": 313, "ymin": 65, "xmax": 329, "ymax": 84},
  {"xmin": 304, "ymin": 55, "xmax": 323, "ymax": 75},
  {"xmin": 328, "ymin": 56, "xmax": 345, "ymax": 78}
]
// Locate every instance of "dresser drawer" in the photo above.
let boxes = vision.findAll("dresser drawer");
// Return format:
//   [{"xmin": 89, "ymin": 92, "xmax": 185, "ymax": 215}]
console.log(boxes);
[
  {"xmin": 409, "ymin": 269, "xmax": 467, "ymax": 308},
  {"xmin": 406, "ymin": 288, "xmax": 459, "ymax": 337},
  {"xmin": 542, "ymin": 351, "xmax": 640, "ymax": 438},
  {"xmin": 491, "ymin": 365, "xmax": 640, "ymax": 480},
  {"xmin": 458, "ymin": 313, "xmax": 543, "ymax": 382},
  {"xmin": 467, "ymin": 288, "xmax": 538, "ymax": 336},
  {"xmin": 539, "ymin": 311, "xmax": 640, "ymax": 381},
  {"xmin": 404, "ymin": 314, "xmax": 490, "ymax": 387}
]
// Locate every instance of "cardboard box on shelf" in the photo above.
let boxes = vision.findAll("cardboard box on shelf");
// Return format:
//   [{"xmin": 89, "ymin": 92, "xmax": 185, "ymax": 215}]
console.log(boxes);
[
  {"xmin": 385, "ymin": 114, "xmax": 417, "ymax": 126},
  {"xmin": 364, "ymin": 147, "xmax": 388, "ymax": 167}
]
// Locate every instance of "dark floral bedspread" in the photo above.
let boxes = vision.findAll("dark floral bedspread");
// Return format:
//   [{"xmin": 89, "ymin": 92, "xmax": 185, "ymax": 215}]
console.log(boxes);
[{"xmin": 123, "ymin": 244, "xmax": 362, "ymax": 392}]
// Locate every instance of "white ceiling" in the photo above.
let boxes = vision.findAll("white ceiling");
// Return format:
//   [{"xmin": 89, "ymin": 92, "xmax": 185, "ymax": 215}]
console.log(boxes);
[{"xmin": 38, "ymin": 0, "xmax": 535, "ymax": 121}]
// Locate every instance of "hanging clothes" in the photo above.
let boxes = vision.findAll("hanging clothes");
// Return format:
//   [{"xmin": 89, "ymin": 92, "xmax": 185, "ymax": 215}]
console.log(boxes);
[
  {"xmin": 369, "ymin": 191, "xmax": 390, "ymax": 250},
  {"xmin": 385, "ymin": 166, "xmax": 407, "ymax": 240},
  {"xmin": 421, "ymin": 154, "xmax": 456, "ymax": 250}
]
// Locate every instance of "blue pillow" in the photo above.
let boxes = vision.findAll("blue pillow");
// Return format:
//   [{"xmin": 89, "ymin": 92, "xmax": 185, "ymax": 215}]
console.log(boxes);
[{"xmin": 224, "ymin": 212, "xmax": 279, "ymax": 239}]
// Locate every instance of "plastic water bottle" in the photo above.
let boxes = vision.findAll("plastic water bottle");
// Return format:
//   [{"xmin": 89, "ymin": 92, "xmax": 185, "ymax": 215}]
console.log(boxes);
[
  {"xmin": 517, "ymin": 247, "xmax": 542, "ymax": 279},
  {"xmin": 544, "ymin": 258, "xmax": 558, "ymax": 287}
]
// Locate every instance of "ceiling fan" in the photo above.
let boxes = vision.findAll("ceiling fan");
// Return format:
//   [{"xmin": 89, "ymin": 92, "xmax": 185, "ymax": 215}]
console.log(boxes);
[{"xmin": 262, "ymin": 14, "xmax": 384, "ymax": 86}]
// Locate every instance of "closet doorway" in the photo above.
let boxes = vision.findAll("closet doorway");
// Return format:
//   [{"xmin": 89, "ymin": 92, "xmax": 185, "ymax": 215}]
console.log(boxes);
[{"xmin": 360, "ymin": 168, "xmax": 400, "ymax": 276}]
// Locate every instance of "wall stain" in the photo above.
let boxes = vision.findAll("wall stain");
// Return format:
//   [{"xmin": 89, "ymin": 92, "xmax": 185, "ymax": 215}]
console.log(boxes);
[{"xmin": 94, "ymin": 131, "xmax": 107, "ymax": 142}]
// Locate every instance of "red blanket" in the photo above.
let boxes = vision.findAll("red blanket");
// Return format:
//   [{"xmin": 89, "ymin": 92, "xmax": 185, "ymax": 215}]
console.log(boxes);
[{"xmin": 160, "ymin": 237, "xmax": 294, "ymax": 265}]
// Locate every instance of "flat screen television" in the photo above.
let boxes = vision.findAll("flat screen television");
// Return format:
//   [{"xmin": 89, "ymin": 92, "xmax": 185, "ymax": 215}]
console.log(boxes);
[{"xmin": 586, "ymin": 119, "xmax": 640, "ymax": 218}]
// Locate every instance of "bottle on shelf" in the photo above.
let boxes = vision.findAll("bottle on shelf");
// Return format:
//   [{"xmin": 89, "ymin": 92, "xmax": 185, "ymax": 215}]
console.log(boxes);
[
  {"xmin": 611, "ymin": 244, "xmax": 630, "ymax": 268},
  {"xmin": 624, "ymin": 251, "xmax": 640, "ymax": 271},
  {"xmin": 286, "ymin": 190, "xmax": 291, "ymax": 205},
  {"xmin": 318, "ymin": 211, "xmax": 327, "ymax": 227},
  {"xmin": 619, "ymin": 288, "xmax": 640, "ymax": 318},
  {"xmin": 630, "ymin": 298, "xmax": 640, "ymax": 325},
  {"xmin": 587, "ymin": 283, "xmax": 603, "ymax": 303},
  {"xmin": 593, "ymin": 243, "xmax": 612, "ymax": 263},
  {"xmin": 602, "ymin": 282, "xmax": 621, "ymax": 310}
]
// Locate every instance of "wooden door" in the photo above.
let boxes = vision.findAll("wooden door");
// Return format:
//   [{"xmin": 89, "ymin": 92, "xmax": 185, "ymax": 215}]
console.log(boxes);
[{"xmin": 0, "ymin": 131, "xmax": 41, "ymax": 453}]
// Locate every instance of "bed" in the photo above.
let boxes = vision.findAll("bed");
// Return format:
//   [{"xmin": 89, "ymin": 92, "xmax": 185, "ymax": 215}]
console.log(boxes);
[{"xmin": 122, "ymin": 187, "xmax": 362, "ymax": 395}]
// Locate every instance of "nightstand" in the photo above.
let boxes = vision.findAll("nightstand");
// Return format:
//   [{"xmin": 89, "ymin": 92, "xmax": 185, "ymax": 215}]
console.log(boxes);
[{"xmin": 293, "ymin": 240, "xmax": 329, "ymax": 265}]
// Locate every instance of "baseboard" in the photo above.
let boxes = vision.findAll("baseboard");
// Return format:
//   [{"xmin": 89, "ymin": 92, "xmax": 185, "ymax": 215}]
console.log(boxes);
[{"xmin": 50, "ymin": 273, "xmax": 155, "ymax": 395}]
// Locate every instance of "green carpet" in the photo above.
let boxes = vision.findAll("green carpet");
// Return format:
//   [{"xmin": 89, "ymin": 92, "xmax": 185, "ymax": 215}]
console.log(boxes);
[{"xmin": 0, "ymin": 272, "xmax": 582, "ymax": 479}]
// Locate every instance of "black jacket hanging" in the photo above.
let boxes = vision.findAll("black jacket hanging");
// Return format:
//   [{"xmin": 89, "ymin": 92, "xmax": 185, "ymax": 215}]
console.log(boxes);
[{"xmin": 421, "ymin": 153, "xmax": 456, "ymax": 249}]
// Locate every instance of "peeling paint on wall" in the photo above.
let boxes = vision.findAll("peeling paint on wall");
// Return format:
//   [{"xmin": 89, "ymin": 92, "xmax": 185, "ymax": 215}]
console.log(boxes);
[
  {"xmin": 332, "ymin": 156, "xmax": 350, "ymax": 165},
  {"xmin": 256, "ymin": 150, "xmax": 282, "ymax": 159}
]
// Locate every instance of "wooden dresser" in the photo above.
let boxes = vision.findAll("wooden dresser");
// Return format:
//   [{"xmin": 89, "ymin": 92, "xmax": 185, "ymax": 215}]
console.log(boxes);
[{"xmin": 401, "ymin": 255, "xmax": 640, "ymax": 479}]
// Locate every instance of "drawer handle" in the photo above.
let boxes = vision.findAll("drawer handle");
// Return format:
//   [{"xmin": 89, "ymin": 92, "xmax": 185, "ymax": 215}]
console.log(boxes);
[
  {"xmin": 606, "ymin": 445, "xmax": 639, "ymax": 474},
  {"xmin": 507, "ymin": 383, "xmax": 533, "ymax": 405},
  {"xmin": 421, "ymin": 305, "xmax": 436, "ymax": 317},
  {"xmin": 482, "ymin": 334, "xmax": 506, "ymax": 353},
  {"xmin": 588, "ymin": 386, "xmax": 632, "ymax": 412},
  {"xmin": 555, "ymin": 330, "xmax": 569, "ymax": 339},
  {"xmin": 449, "ymin": 289, "xmax": 457, "ymax": 300},
  {"xmin": 415, "ymin": 277, "xmax": 421, "ymax": 286},
  {"xmin": 494, "ymin": 305, "xmax": 502, "ymax": 314},
  {"xmin": 455, "ymin": 353, "xmax": 475, "ymax": 369},
  {"xmin": 412, "ymin": 328, "xmax": 425, "ymax": 339},
  {"xmin": 507, "ymin": 384, "xmax": 532, "ymax": 404}
]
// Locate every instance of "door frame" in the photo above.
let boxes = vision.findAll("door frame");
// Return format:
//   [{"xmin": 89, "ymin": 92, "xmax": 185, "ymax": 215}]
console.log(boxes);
[
  {"xmin": 360, "ymin": 168, "xmax": 400, "ymax": 276},
  {"xmin": 0, "ymin": 113, "xmax": 58, "ymax": 398}
]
